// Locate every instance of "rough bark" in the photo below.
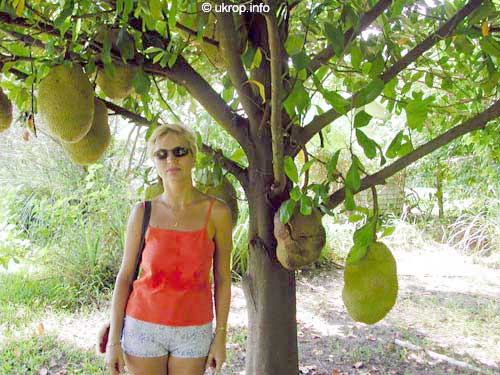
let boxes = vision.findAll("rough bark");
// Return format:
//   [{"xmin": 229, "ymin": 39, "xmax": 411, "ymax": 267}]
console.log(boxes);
[{"xmin": 242, "ymin": 162, "xmax": 298, "ymax": 375}]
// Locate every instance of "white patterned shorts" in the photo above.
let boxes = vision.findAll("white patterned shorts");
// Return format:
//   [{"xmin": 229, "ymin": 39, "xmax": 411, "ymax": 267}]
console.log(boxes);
[{"xmin": 120, "ymin": 315, "xmax": 214, "ymax": 358}]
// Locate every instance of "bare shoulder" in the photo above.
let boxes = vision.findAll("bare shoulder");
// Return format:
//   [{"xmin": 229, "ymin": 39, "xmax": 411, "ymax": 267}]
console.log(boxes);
[
  {"xmin": 129, "ymin": 201, "xmax": 145, "ymax": 225},
  {"xmin": 210, "ymin": 198, "xmax": 232, "ymax": 227}
]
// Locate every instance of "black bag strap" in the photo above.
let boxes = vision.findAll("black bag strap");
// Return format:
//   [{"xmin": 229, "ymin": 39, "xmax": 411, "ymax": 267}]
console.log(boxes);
[{"xmin": 132, "ymin": 200, "xmax": 151, "ymax": 281}]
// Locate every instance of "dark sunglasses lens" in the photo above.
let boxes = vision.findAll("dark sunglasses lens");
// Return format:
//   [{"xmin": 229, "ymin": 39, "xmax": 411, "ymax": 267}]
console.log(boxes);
[
  {"xmin": 173, "ymin": 147, "xmax": 189, "ymax": 157},
  {"xmin": 155, "ymin": 151, "xmax": 168, "ymax": 160}
]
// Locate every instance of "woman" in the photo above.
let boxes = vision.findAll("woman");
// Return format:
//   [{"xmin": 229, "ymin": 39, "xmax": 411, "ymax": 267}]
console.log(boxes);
[{"xmin": 105, "ymin": 123, "xmax": 233, "ymax": 375}]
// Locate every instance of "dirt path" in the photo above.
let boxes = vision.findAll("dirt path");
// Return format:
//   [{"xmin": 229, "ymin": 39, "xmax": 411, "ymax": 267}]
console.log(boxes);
[
  {"xmin": 36, "ymin": 246, "xmax": 500, "ymax": 375},
  {"xmin": 222, "ymin": 245, "xmax": 500, "ymax": 374}
]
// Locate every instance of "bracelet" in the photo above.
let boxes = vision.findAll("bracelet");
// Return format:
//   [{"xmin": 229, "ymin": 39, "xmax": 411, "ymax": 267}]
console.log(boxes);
[
  {"xmin": 106, "ymin": 342, "xmax": 120, "ymax": 347},
  {"xmin": 216, "ymin": 326, "xmax": 227, "ymax": 332}
]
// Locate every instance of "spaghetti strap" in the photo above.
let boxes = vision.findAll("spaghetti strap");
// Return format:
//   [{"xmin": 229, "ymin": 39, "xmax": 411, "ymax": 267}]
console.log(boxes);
[{"xmin": 203, "ymin": 198, "xmax": 216, "ymax": 229}]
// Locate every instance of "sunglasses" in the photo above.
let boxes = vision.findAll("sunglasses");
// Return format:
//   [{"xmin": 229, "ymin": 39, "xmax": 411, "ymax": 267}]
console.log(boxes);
[{"xmin": 153, "ymin": 147, "xmax": 190, "ymax": 160}]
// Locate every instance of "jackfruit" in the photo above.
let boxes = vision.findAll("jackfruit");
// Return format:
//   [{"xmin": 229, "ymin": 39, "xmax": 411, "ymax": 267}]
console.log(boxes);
[
  {"xmin": 184, "ymin": 12, "xmax": 247, "ymax": 70},
  {"xmin": 96, "ymin": 65, "xmax": 137, "ymax": 100},
  {"xmin": 0, "ymin": 87, "xmax": 13, "ymax": 132},
  {"xmin": 342, "ymin": 242, "xmax": 398, "ymax": 324},
  {"xmin": 274, "ymin": 206, "xmax": 326, "ymax": 270},
  {"xmin": 95, "ymin": 27, "xmax": 137, "ymax": 99},
  {"xmin": 61, "ymin": 98, "xmax": 110, "ymax": 165},
  {"xmin": 38, "ymin": 63, "xmax": 94, "ymax": 143}
]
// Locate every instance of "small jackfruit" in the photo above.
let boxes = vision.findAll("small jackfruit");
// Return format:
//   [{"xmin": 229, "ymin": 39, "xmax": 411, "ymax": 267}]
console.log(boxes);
[
  {"xmin": 0, "ymin": 88, "xmax": 13, "ymax": 132},
  {"xmin": 274, "ymin": 206, "xmax": 326, "ymax": 270},
  {"xmin": 61, "ymin": 98, "xmax": 111, "ymax": 165}
]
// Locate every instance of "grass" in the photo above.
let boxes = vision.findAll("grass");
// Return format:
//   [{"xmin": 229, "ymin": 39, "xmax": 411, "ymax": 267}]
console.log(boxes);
[{"xmin": 0, "ymin": 334, "xmax": 106, "ymax": 375}]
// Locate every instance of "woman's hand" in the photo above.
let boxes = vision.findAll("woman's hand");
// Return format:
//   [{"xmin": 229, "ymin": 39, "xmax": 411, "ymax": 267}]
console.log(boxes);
[
  {"xmin": 105, "ymin": 345, "xmax": 126, "ymax": 375},
  {"xmin": 205, "ymin": 333, "xmax": 227, "ymax": 373}
]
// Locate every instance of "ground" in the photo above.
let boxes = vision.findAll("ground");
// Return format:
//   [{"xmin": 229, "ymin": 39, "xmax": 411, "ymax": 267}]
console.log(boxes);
[{"xmin": 1, "ymin": 242, "xmax": 499, "ymax": 375}]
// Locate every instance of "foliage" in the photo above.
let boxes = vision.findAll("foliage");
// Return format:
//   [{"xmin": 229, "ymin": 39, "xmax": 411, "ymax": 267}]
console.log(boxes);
[{"xmin": 1, "ymin": 0, "xmax": 500, "ymax": 371}]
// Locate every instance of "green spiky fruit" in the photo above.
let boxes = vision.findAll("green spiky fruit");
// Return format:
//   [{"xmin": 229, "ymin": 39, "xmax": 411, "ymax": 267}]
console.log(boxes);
[
  {"xmin": 96, "ymin": 64, "xmax": 137, "ymax": 100},
  {"xmin": 0, "ymin": 88, "xmax": 13, "ymax": 132},
  {"xmin": 38, "ymin": 63, "xmax": 94, "ymax": 143},
  {"xmin": 342, "ymin": 242, "xmax": 398, "ymax": 324},
  {"xmin": 274, "ymin": 206, "xmax": 326, "ymax": 270},
  {"xmin": 197, "ymin": 176, "xmax": 238, "ymax": 225},
  {"xmin": 61, "ymin": 99, "xmax": 110, "ymax": 165},
  {"xmin": 145, "ymin": 182, "xmax": 164, "ymax": 200},
  {"xmin": 95, "ymin": 27, "xmax": 137, "ymax": 99}
]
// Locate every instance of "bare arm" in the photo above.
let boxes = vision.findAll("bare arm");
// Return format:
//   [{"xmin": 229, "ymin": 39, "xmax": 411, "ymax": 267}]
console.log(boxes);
[
  {"xmin": 107, "ymin": 202, "xmax": 145, "ymax": 345},
  {"xmin": 212, "ymin": 200, "xmax": 233, "ymax": 340}
]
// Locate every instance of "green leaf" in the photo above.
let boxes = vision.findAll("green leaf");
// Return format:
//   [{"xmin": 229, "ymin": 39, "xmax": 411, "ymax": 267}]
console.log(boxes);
[
  {"xmin": 369, "ymin": 53, "xmax": 385, "ymax": 77},
  {"xmin": 285, "ymin": 34, "xmax": 304, "ymax": 56},
  {"xmin": 251, "ymin": 48, "xmax": 262, "ymax": 69},
  {"xmin": 391, "ymin": 0, "xmax": 405, "ymax": 17},
  {"xmin": 123, "ymin": 0, "xmax": 134, "ymax": 18},
  {"xmin": 353, "ymin": 78, "xmax": 385, "ymax": 107},
  {"xmin": 425, "ymin": 72, "xmax": 434, "ymax": 88},
  {"xmin": 322, "ymin": 90, "xmax": 349, "ymax": 114},
  {"xmin": 356, "ymin": 129, "xmax": 377, "ymax": 159},
  {"xmin": 152, "ymin": 51, "xmax": 166, "ymax": 64},
  {"xmin": 229, "ymin": 148, "xmax": 245, "ymax": 163},
  {"xmin": 344, "ymin": 187, "xmax": 356, "ymax": 210},
  {"xmin": 386, "ymin": 131, "xmax": 403, "ymax": 159},
  {"xmin": 132, "ymin": 68, "xmax": 151, "ymax": 95},
  {"xmin": 326, "ymin": 149, "xmax": 341, "ymax": 179},
  {"xmin": 149, "ymin": 0, "xmax": 164, "ymax": 20},
  {"xmin": 324, "ymin": 22, "xmax": 344, "ymax": 57},
  {"xmin": 279, "ymin": 199, "xmax": 296, "ymax": 224},
  {"xmin": 117, "ymin": 28, "xmax": 135, "ymax": 62},
  {"xmin": 284, "ymin": 156, "xmax": 299, "ymax": 183},
  {"xmin": 290, "ymin": 186, "xmax": 301, "ymax": 201},
  {"xmin": 345, "ymin": 243, "xmax": 369, "ymax": 265},
  {"xmin": 405, "ymin": 99, "xmax": 428, "ymax": 130},
  {"xmin": 54, "ymin": 0, "xmax": 74, "ymax": 29},
  {"xmin": 300, "ymin": 160, "xmax": 315, "ymax": 175},
  {"xmin": 168, "ymin": 0, "xmax": 178, "ymax": 30},
  {"xmin": 381, "ymin": 226, "xmax": 395, "ymax": 237},
  {"xmin": 283, "ymin": 81, "xmax": 309, "ymax": 115},
  {"xmin": 351, "ymin": 43, "xmax": 362, "ymax": 70},
  {"xmin": 353, "ymin": 218, "xmax": 375, "ymax": 249},
  {"xmin": 348, "ymin": 214, "xmax": 365, "ymax": 223},
  {"xmin": 300, "ymin": 195, "xmax": 313, "ymax": 215},
  {"xmin": 291, "ymin": 51, "xmax": 310, "ymax": 71},
  {"xmin": 480, "ymin": 37, "xmax": 500, "ymax": 58},
  {"xmin": 246, "ymin": 79, "xmax": 266, "ymax": 103},
  {"xmin": 242, "ymin": 46, "xmax": 256, "ymax": 68},
  {"xmin": 345, "ymin": 162, "xmax": 361, "ymax": 191},
  {"xmin": 354, "ymin": 110, "xmax": 372, "ymax": 128}
]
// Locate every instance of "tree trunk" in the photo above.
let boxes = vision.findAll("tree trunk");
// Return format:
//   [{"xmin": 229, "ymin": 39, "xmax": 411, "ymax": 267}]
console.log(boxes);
[{"xmin": 240, "ymin": 166, "xmax": 298, "ymax": 375}]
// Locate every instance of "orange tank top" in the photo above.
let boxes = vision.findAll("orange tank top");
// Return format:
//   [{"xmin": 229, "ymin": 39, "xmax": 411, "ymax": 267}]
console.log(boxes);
[{"xmin": 125, "ymin": 198, "xmax": 216, "ymax": 326}]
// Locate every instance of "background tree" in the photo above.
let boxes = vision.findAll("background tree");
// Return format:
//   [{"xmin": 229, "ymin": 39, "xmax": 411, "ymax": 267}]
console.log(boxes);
[{"xmin": 0, "ymin": 0, "xmax": 499, "ymax": 374}]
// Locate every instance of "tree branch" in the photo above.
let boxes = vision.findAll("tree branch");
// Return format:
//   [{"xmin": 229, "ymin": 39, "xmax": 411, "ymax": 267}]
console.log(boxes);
[
  {"xmin": 292, "ymin": 0, "xmax": 484, "ymax": 155},
  {"xmin": 213, "ymin": 0, "xmax": 263, "ymax": 130},
  {"xmin": 265, "ymin": 2, "xmax": 286, "ymax": 195},
  {"xmin": 325, "ymin": 98, "xmax": 500, "ymax": 210}
]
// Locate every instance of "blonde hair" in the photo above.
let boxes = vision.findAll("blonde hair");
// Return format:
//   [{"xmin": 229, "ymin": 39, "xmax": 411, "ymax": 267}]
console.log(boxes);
[{"xmin": 146, "ymin": 123, "xmax": 198, "ymax": 161}]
